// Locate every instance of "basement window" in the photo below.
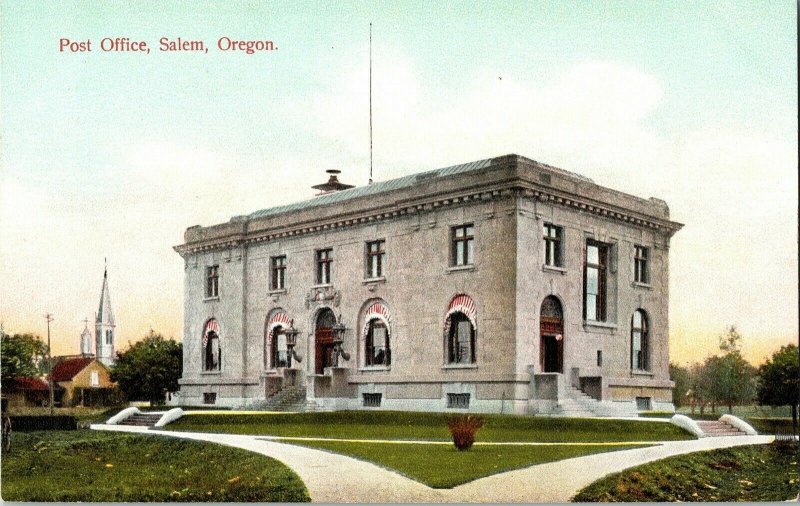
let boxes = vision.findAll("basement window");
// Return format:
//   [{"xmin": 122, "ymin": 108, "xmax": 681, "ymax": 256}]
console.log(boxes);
[
  {"xmin": 203, "ymin": 392, "xmax": 217, "ymax": 405},
  {"xmin": 447, "ymin": 393, "xmax": 470, "ymax": 409},
  {"xmin": 362, "ymin": 393, "xmax": 382, "ymax": 407},
  {"xmin": 635, "ymin": 396, "xmax": 652, "ymax": 411}
]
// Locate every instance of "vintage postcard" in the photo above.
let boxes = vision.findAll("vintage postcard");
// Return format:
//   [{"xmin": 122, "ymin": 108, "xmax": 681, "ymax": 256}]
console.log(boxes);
[{"xmin": 1, "ymin": 1, "xmax": 797, "ymax": 503}]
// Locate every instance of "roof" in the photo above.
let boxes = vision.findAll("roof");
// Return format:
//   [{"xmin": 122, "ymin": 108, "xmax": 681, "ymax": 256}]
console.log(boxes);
[
  {"xmin": 50, "ymin": 357, "xmax": 95, "ymax": 382},
  {"xmin": 97, "ymin": 268, "xmax": 114, "ymax": 326},
  {"xmin": 9, "ymin": 377, "xmax": 50, "ymax": 391},
  {"xmin": 249, "ymin": 158, "xmax": 495, "ymax": 220}
]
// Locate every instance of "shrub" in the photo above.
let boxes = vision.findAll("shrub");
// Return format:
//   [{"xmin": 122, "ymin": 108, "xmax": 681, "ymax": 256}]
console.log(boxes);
[{"xmin": 446, "ymin": 414, "xmax": 484, "ymax": 451}]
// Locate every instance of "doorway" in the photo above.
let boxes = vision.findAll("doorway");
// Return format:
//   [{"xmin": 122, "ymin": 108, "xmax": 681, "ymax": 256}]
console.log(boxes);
[
  {"xmin": 539, "ymin": 296, "xmax": 564, "ymax": 373},
  {"xmin": 315, "ymin": 308, "xmax": 336, "ymax": 374}
]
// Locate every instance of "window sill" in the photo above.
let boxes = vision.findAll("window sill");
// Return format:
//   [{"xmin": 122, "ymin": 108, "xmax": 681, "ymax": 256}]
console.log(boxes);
[
  {"xmin": 203, "ymin": 296, "xmax": 220, "ymax": 302},
  {"xmin": 442, "ymin": 363, "xmax": 478, "ymax": 370},
  {"xmin": 200, "ymin": 371, "xmax": 222, "ymax": 375},
  {"xmin": 632, "ymin": 281, "xmax": 652, "ymax": 290},
  {"xmin": 631, "ymin": 369, "xmax": 654, "ymax": 377},
  {"xmin": 362, "ymin": 276, "xmax": 386, "ymax": 285},
  {"xmin": 358, "ymin": 366, "xmax": 390, "ymax": 372},
  {"xmin": 542, "ymin": 264, "xmax": 567, "ymax": 274},
  {"xmin": 583, "ymin": 320, "xmax": 617, "ymax": 330},
  {"xmin": 268, "ymin": 288, "xmax": 287, "ymax": 295},
  {"xmin": 311, "ymin": 283, "xmax": 333, "ymax": 289},
  {"xmin": 446, "ymin": 264, "xmax": 475, "ymax": 274}
]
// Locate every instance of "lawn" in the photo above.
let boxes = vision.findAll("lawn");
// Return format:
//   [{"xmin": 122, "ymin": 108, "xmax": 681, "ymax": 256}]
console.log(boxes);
[
  {"xmin": 1, "ymin": 429, "xmax": 310, "ymax": 502},
  {"xmin": 289, "ymin": 439, "xmax": 649, "ymax": 488},
  {"xmin": 167, "ymin": 410, "xmax": 694, "ymax": 442},
  {"xmin": 572, "ymin": 441, "xmax": 799, "ymax": 502}
]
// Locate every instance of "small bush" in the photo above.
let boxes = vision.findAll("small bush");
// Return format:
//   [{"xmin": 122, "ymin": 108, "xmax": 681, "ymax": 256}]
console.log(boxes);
[{"xmin": 446, "ymin": 414, "xmax": 484, "ymax": 451}]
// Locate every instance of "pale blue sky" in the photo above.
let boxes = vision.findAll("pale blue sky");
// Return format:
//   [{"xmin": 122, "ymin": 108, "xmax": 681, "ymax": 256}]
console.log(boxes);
[{"xmin": 1, "ymin": 1, "xmax": 797, "ymax": 363}]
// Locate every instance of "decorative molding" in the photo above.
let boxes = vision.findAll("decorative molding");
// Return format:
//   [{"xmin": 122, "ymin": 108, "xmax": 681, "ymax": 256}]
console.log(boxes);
[{"xmin": 305, "ymin": 285, "xmax": 341, "ymax": 309}]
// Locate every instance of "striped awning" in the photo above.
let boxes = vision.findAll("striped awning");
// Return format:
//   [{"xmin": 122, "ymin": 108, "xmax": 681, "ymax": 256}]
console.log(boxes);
[
  {"xmin": 203, "ymin": 318, "xmax": 220, "ymax": 345},
  {"xmin": 446, "ymin": 294, "xmax": 477, "ymax": 328},
  {"xmin": 267, "ymin": 311, "xmax": 291, "ymax": 343},
  {"xmin": 362, "ymin": 301, "xmax": 391, "ymax": 338}
]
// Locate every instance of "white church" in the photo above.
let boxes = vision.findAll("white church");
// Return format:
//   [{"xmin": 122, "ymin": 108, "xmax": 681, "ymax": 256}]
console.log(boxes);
[{"xmin": 78, "ymin": 266, "xmax": 116, "ymax": 366}]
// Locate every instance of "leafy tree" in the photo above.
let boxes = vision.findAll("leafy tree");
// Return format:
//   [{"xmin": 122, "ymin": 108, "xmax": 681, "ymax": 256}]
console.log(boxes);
[
  {"xmin": 110, "ymin": 331, "xmax": 182, "ymax": 406},
  {"xmin": 669, "ymin": 362, "xmax": 691, "ymax": 408},
  {"xmin": 1, "ymin": 331, "xmax": 48, "ymax": 384},
  {"xmin": 709, "ymin": 326, "xmax": 758, "ymax": 413},
  {"xmin": 757, "ymin": 344, "xmax": 799, "ymax": 434}
]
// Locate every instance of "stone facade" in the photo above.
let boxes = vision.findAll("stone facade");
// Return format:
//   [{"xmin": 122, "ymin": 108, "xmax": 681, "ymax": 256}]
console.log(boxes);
[{"xmin": 174, "ymin": 154, "xmax": 682, "ymax": 415}]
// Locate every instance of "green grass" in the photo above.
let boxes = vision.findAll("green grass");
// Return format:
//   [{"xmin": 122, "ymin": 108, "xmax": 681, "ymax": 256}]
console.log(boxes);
[
  {"xmin": 573, "ymin": 441, "xmax": 799, "ymax": 502},
  {"xmin": 168, "ymin": 410, "xmax": 694, "ymax": 442},
  {"xmin": 290, "ymin": 440, "xmax": 648, "ymax": 488},
  {"xmin": 1, "ymin": 430, "xmax": 310, "ymax": 502}
]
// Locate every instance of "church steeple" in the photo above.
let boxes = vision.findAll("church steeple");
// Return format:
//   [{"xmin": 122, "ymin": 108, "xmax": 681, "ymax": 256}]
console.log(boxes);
[
  {"xmin": 80, "ymin": 318, "xmax": 93, "ymax": 356},
  {"xmin": 95, "ymin": 261, "xmax": 116, "ymax": 366}
]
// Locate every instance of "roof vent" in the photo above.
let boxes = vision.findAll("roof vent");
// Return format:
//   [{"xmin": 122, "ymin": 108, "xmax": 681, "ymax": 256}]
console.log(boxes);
[{"xmin": 312, "ymin": 169, "xmax": 355, "ymax": 196}]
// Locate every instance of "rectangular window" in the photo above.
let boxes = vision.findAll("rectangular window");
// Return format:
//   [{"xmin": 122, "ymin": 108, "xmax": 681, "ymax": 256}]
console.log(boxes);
[
  {"xmin": 543, "ymin": 223, "xmax": 563, "ymax": 267},
  {"xmin": 271, "ymin": 255, "xmax": 286, "ymax": 290},
  {"xmin": 447, "ymin": 393, "xmax": 471, "ymax": 409},
  {"xmin": 105, "ymin": 330, "xmax": 112, "ymax": 345},
  {"xmin": 635, "ymin": 397, "xmax": 652, "ymax": 411},
  {"xmin": 203, "ymin": 392, "xmax": 217, "ymax": 405},
  {"xmin": 206, "ymin": 265, "xmax": 219, "ymax": 298},
  {"xmin": 316, "ymin": 249, "xmax": 333, "ymax": 284},
  {"xmin": 451, "ymin": 224, "xmax": 474, "ymax": 266},
  {"xmin": 634, "ymin": 245, "xmax": 649, "ymax": 284},
  {"xmin": 366, "ymin": 240, "xmax": 386, "ymax": 278},
  {"xmin": 90, "ymin": 370, "xmax": 99, "ymax": 387},
  {"xmin": 363, "ymin": 393, "xmax": 382, "ymax": 407},
  {"xmin": 596, "ymin": 350, "xmax": 603, "ymax": 367},
  {"xmin": 584, "ymin": 241, "xmax": 608, "ymax": 321}
]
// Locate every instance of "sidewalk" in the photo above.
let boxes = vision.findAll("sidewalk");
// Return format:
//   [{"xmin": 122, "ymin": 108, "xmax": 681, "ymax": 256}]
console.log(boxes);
[{"xmin": 91, "ymin": 424, "xmax": 773, "ymax": 503}]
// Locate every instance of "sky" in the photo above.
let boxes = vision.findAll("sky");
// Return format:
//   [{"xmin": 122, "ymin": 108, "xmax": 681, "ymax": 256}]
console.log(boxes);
[{"xmin": 1, "ymin": 0, "xmax": 797, "ymax": 365}]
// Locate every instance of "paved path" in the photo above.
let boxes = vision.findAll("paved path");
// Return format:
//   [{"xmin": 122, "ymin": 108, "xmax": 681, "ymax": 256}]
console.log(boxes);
[{"xmin": 91, "ymin": 424, "xmax": 773, "ymax": 503}]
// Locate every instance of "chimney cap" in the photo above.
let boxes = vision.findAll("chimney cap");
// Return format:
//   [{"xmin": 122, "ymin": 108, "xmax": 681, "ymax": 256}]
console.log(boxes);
[{"xmin": 312, "ymin": 169, "xmax": 355, "ymax": 195}]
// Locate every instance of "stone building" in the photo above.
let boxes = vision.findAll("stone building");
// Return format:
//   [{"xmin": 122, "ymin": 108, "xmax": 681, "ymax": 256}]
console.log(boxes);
[{"xmin": 173, "ymin": 154, "xmax": 682, "ymax": 415}]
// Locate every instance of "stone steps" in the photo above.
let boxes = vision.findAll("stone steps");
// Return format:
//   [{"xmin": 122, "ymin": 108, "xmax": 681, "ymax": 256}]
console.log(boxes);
[
  {"xmin": 248, "ymin": 386, "xmax": 323, "ymax": 412},
  {"xmin": 696, "ymin": 420, "xmax": 746, "ymax": 437},
  {"xmin": 118, "ymin": 413, "xmax": 162, "ymax": 427}
]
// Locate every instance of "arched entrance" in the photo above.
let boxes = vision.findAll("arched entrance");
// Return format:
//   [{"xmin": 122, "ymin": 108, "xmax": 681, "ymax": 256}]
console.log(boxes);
[
  {"xmin": 314, "ymin": 308, "xmax": 337, "ymax": 374},
  {"xmin": 540, "ymin": 296, "xmax": 564, "ymax": 373}
]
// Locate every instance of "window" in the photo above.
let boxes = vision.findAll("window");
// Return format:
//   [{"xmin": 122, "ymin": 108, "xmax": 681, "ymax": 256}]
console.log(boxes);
[
  {"xmin": 636, "ymin": 396, "xmax": 652, "ymax": 411},
  {"xmin": 272, "ymin": 327, "xmax": 290, "ymax": 368},
  {"xmin": 203, "ymin": 320, "xmax": 221, "ymax": 372},
  {"xmin": 90, "ymin": 370, "xmax": 99, "ymax": 387},
  {"xmin": 366, "ymin": 240, "xmax": 386, "ymax": 278},
  {"xmin": 634, "ymin": 245, "xmax": 649, "ymax": 284},
  {"xmin": 631, "ymin": 309, "xmax": 649, "ymax": 371},
  {"xmin": 447, "ymin": 393, "xmax": 470, "ymax": 409},
  {"xmin": 271, "ymin": 255, "xmax": 286, "ymax": 290},
  {"xmin": 365, "ymin": 320, "xmax": 390, "ymax": 366},
  {"xmin": 584, "ymin": 241, "xmax": 608, "ymax": 321},
  {"xmin": 316, "ymin": 249, "xmax": 333, "ymax": 284},
  {"xmin": 596, "ymin": 350, "xmax": 603, "ymax": 367},
  {"xmin": 451, "ymin": 224, "xmax": 474, "ymax": 266},
  {"xmin": 447, "ymin": 313, "xmax": 476, "ymax": 364},
  {"xmin": 203, "ymin": 392, "xmax": 217, "ymax": 405},
  {"xmin": 543, "ymin": 223, "xmax": 563, "ymax": 267},
  {"xmin": 363, "ymin": 393, "xmax": 382, "ymax": 407},
  {"xmin": 105, "ymin": 329, "xmax": 112, "ymax": 345},
  {"xmin": 206, "ymin": 265, "xmax": 219, "ymax": 298}
]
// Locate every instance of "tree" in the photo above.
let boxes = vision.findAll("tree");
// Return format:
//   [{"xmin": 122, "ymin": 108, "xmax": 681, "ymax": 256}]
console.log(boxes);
[
  {"xmin": 669, "ymin": 362, "xmax": 691, "ymax": 408},
  {"xmin": 708, "ymin": 326, "xmax": 758, "ymax": 413},
  {"xmin": 1, "ymin": 332, "xmax": 48, "ymax": 384},
  {"xmin": 110, "ymin": 331, "xmax": 182, "ymax": 406},
  {"xmin": 757, "ymin": 344, "xmax": 799, "ymax": 435}
]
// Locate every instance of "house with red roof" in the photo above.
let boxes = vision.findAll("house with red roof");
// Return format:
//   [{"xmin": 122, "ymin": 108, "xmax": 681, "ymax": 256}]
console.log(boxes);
[
  {"xmin": 4, "ymin": 376, "xmax": 52, "ymax": 408},
  {"xmin": 49, "ymin": 355, "xmax": 115, "ymax": 406}
]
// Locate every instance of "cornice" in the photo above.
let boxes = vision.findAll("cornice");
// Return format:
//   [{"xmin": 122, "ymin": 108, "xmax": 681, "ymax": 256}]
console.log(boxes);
[{"xmin": 174, "ymin": 181, "xmax": 682, "ymax": 257}]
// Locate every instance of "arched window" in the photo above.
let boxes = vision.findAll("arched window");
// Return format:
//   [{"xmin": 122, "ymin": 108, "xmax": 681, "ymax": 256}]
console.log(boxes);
[
  {"xmin": 265, "ymin": 311, "xmax": 292, "ymax": 369},
  {"xmin": 203, "ymin": 319, "xmax": 221, "ymax": 372},
  {"xmin": 362, "ymin": 301, "xmax": 391, "ymax": 367},
  {"xmin": 631, "ymin": 310, "xmax": 649, "ymax": 371},
  {"xmin": 444, "ymin": 295, "xmax": 477, "ymax": 364}
]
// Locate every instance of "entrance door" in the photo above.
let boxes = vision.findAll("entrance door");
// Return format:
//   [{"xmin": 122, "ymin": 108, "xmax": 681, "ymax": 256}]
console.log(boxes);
[
  {"xmin": 315, "ymin": 309, "xmax": 336, "ymax": 374},
  {"xmin": 541, "ymin": 335, "xmax": 563, "ymax": 373},
  {"xmin": 539, "ymin": 296, "xmax": 564, "ymax": 373}
]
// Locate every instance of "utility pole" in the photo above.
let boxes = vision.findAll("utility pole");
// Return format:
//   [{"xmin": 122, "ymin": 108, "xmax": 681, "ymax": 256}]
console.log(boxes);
[{"xmin": 44, "ymin": 313, "xmax": 54, "ymax": 416}]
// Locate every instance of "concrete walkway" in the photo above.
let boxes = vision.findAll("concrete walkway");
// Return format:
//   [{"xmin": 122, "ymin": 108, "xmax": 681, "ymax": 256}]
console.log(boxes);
[{"xmin": 91, "ymin": 424, "xmax": 773, "ymax": 503}]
